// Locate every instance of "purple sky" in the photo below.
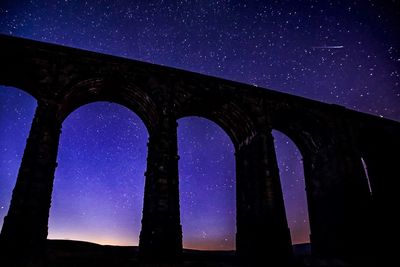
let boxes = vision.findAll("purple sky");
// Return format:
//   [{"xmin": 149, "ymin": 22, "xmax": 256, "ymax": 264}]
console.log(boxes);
[{"xmin": 0, "ymin": 0, "xmax": 399, "ymax": 250}]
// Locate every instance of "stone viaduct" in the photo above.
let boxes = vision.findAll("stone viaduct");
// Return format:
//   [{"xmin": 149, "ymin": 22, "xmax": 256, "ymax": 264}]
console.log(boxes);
[{"xmin": 0, "ymin": 34, "xmax": 399, "ymax": 265}]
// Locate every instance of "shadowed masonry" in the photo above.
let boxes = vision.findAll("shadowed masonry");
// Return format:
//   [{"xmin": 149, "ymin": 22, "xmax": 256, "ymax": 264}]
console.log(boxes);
[{"xmin": 0, "ymin": 34, "xmax": 399, "ymax": 266}]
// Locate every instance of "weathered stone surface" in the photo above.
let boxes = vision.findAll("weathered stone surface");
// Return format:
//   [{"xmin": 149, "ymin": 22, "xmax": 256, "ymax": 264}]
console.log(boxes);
[{"xmin": 0, "ymin": 34, "xmax": 399, "ymax": 266}]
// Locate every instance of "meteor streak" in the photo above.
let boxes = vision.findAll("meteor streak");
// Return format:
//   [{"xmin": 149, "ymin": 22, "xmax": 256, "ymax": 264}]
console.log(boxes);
[{"xmin": 312, "ymin": 45, "xmax": 344, "ymax": 49}]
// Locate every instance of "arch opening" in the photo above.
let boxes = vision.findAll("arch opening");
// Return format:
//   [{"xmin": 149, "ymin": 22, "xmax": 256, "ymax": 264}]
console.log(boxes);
[
  {"xmin": 272, "ymin": 130, "xmax": 311, "ymax": 250},
  {"xmin": 48, "ymin": 101, "xmax": 148, "ymax": 246},
  {"xmin": 178, "ymin": 116, "xmax": 236, "ymax": 251},
  {"xmin": 360, "ymin": 157, "xmax": 373, "ymax": 195},
  {"xmin": 59, "ymin": 78, "xmax": 156, "ymax": 133},
  {"xmin": 0, "ymin": 86, "xmax": 37, "ymax": 230}
]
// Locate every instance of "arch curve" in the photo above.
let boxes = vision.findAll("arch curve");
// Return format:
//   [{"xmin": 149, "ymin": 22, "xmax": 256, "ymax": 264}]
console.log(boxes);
[
  {"xmin": 269, "ymin": 105, "xmax": 332, "ymax": 159},
  {"xmin": 0, "ymin": 84, "xmax": 38, "ymax": 103},
  {"xmin": 58, "ymin": 77, "xmax": 158, "ymax": 132},
  {"xmin": 177, "ymin": 116, "xmax": 236, "ymax": 250},
  {"xmin": 176, "ymin": 98, "xmax": 255, "ymax": 149}
]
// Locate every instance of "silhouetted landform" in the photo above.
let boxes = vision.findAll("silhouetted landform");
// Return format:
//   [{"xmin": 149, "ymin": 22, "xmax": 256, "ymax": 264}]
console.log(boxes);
[
  {"xmin": 46, "ymin": 240, "xmax": 138, "ymax": 267},
  {"xmin": 45, "ymin": 239, "xmax": 349, "ymax": 267},
  {"xmin": 292, "ymin": 243, "xmax": 311, "ymax": 256}
]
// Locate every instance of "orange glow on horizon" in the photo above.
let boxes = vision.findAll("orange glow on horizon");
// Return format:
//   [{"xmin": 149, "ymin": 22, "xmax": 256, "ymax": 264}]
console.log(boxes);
[
  {"xmin": 47, "ymin": 230, "xmax": 138, "ymax": 246},
  {"xmin": 183, "ymin": 237, "xmax": 235, "ymax": 251}
]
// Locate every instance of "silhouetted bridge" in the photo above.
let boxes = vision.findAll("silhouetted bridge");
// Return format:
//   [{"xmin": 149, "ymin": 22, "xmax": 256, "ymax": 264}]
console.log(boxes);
[{"xmin": 0, "ymin": 34, "xmax": 399, "ymax": 266}]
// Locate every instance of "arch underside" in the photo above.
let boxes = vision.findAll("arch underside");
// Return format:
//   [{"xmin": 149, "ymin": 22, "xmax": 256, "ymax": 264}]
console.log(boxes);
[
  {"xmin": 176, "ymin": 94, "xmax": 255, "ymax": 149},
  {"xmin": 58, "ymin": 77, "xmax": 158, "ymax": 133}
]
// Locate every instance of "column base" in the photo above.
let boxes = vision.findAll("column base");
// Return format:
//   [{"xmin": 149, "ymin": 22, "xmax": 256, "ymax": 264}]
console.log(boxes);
[{"xmin": 139, "ymin": 221, "xmax": 183, "ymax": 263}]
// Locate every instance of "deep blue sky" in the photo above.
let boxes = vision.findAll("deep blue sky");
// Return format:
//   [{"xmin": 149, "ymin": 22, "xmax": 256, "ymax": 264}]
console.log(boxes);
[{"xmin": 0, "ymin": 0, "xmax": 399, "ymax": 250}]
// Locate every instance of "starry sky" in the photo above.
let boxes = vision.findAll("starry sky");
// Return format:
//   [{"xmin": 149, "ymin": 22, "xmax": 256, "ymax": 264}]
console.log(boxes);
[{"xmin": 0, "ymin": 0, "xmax": 399, "ymax": 250}]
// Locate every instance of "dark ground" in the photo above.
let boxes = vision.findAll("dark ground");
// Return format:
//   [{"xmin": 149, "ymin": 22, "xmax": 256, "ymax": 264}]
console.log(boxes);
[{"xmin": 42, "ymin": 240, "xmax": 351, "ymax": 267}]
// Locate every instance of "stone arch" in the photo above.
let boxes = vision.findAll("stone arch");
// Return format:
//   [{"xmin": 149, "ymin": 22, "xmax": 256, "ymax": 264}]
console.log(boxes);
[
  {"xmin": 271, "ymin": 129, "xmax": 311, "ymax": 247},
  {"xmin": 356, "ymin": 125, "xmax": 399, "ymax": 200},
  {"xmin": 0, "ymin": 84, "xmax": 39, "ymax": 103},
  {"xmin": 359, "ymin": 157, "xmax": 372, "ymax": 195},
  {"xmin": 58, "ymin": 77, "xmax": 158, "ymax": 133},
  {"xmin": 269, "ymin": 106, "xmax": 331, "ymax": 158},
  {"xmin": 0, "ymin": 61, "xmax": 42, "ymax": 102},
  {"xmin": 269, "ymin": 105, "xmax": 374, "ymax": 261},
  {"xmin": 355, "ymin": 122, "xmax": 400, "ymax": 264},
  {"xmin": 1, "ymin": 34, "xmax": 396, "ymax": 264},
  {"xmin": 268, "ymin": 105, "xmax": 336, "ymax": 200},
  {"xmin": 177, "ymin": 116, "xmax": 236, "ymax": 250},
  {"xmin": 177, "ymin": 113, "xmax": 238, "ymax": 149},
  {"xmin": 176, "ymin": 96, "xmax": 255, "ymax": 149},
  {"xmin": 268, "ymin": 106, "xmax": 335, "ymax": 256},
  {"xmin": 49, "ymin": 101, "xmax": 148, "ymax": 246},
  {"xmin": 0, "ymin": 86, "xmax": 37, "ymax": 229}
]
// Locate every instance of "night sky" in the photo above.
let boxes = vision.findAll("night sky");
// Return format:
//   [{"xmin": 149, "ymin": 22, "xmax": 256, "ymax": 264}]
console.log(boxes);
[{"xmin": 0, "ymin": 0, "xmax": 399, "ymax": 250}]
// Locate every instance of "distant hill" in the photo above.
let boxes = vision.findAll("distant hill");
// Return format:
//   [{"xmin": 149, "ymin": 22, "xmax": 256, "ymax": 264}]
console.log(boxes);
[
  {"xmin": 46, "ymin": 239, "xmax": 139, "ymax": 267},
  {"xmin": 293, "ymin": 243, "xmax": 312, "ymax": 256},
  {"xmin": 46, "ymin": 240, "xmax": 351, "ymax": 267}
]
